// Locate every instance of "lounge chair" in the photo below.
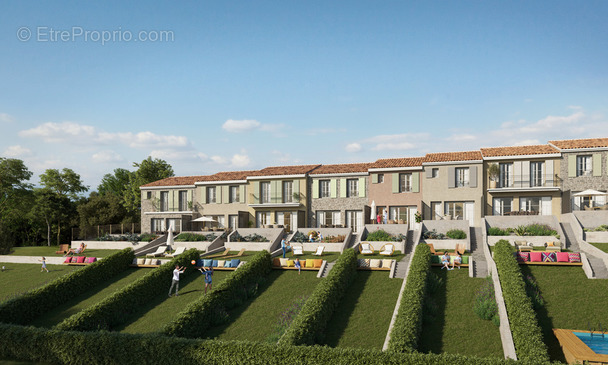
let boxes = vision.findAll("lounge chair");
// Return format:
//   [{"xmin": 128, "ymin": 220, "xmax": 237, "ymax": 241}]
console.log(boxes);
[
  {"xmin": 379, "ymin": 244, "xmax": 394, "ymax": 256},
  {"xmin": 515, "ymin": 241, "xmax": 533, "ymax": 252},
  {"xmin": 545, "ymin": 241, "xmax": 561, "ymax": 252},
  {"xmin": 146, "ymin": 246, "xmax": 168, "ymax": 257},
  {"xmin": 55, "ymin": 244, "xmax": 69, "ymax": 255},
  {"xmin": 313, "ymin": 246, "xmax": 325, "ymax": 256},
  {"xmin": 164, "ymin": 246, "xmax": 186, "ymax": 257},
  {"xmin": 359, "ymin": 242, "xmax": 374, "ymax": 255},
  {"xmin": 453, "ymin": 243, "xmax": 465, "ymax": 255},
  {"xmin": 205, "ymin": 247, "xmax": 230, "ymax": 258},
  {"xmin": 292, "ymin": 246, "xmax": 303, "ymax": 256},
  {"xmin": 427, "ymin": 243, "xmax": 437, "ymax": 255},
  {"xmin": 223, "ymin": 248, "xmax": 246, "ymax": 259}
]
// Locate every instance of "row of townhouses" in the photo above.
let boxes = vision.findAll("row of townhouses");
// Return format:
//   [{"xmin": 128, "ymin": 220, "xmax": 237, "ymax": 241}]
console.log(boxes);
[{"xmin": 140, "ymin": 137, "xmax": 608, "ymax": 234}]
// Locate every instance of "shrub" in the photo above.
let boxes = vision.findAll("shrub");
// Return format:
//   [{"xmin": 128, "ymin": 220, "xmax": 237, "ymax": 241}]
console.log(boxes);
[
  {"xmin": 445, "ymin": 229, "xmax": 467, "ymax": 239},
  {"xmin": 291, "ymin": 231, "xmax": 308, "ymax": 243},
  {"xmin": 473, "ymin": 276, "xmax": 499, "ymax": 326},
  {"xmin": 163, "ymin": 250, "xmax": 272, "ymax": 338},
  {"xmin": 98, "ymin": 233, "xmax": 157, "ymax": 242},
  {"xmin": 487, "ymin": 227, "xmax": 509, "ymax": 236},
  {"xmin": 324, "ymin": 234, "xmax": 346, "ymax": 243},
  {"xmin": 56, "ymin": 249, "xmax": 200, "ymax": 331},
  {"xmin": 174, "ymin": 232, "xmax": 216, "ymax": 242},
  {"xmin": 279, "ymin": 248, "xmax": 358, "ymax": 346},
  {"xmin": 387, "ymin": 243, "xmax": 431, "ymax": 353},
  {"xmin": 524, "ymin": 224, "xmax": 557, "ymax": 237},
  {"xmin": 493, "ymin": 240, "xmax": 549, "ymax": 363},
  {"xmin": 366, "ymin": 229, "xmax": 393, "ymax": 241},
  {"xmin": 423, "ymin": 229, "xmax": 445, "ymax": 240},
  {"xmin": 514, "ymin": 225, "xmax": 527, "ymax": 236},
  {"xmin": 232, "ymin": 232, "xmax": 267, "ymax": 242},
  {"xmin": 0, "ymin": 248, "xmax": 134, "ymax": 325}
]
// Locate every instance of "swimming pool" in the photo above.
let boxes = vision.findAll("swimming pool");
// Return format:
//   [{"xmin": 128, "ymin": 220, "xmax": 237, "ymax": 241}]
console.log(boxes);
[{"xmin": 574, "ymin": 332, "xmax": 608, "ymax": 355}]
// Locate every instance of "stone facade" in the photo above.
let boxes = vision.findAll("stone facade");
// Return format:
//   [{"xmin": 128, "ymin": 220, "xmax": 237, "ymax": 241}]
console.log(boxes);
[
  {"xmin": 560, "ymin": 151, "xmax": 608, "ymax": 211},
  {"xmin": 309, "ymin": 175, "xmax": 369, "ymax": 231}
]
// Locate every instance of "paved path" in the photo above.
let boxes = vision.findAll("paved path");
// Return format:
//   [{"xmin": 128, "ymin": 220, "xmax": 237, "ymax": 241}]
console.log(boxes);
[{"xmin": 470, "ymin": 227, "xmax": 488, "ymax": 278}]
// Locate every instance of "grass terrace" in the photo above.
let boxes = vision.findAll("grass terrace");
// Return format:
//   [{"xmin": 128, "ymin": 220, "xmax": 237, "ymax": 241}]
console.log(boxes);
[
  {"xmin": 0, "ymin": 264, "xmax": 81, "ymax": 302},
  {"xmin": 418, "ymin": 268, "xmax": 503, "ymax": 359},
  {"xmin": 589, "ymin": 242, "xmax": 608, "ymax": 253},
  {"xmin": 520, "ymin": 265, "xmax": 608, "ymax": 363},
  {"xmin": 323, "ymin": 271, "xmax": 402, "ymax": 350},
  {"xmin": 6, "ymin": 246, "xmax": 122, "ymax": 258},
  {"xmin": 205, "ymin": 270, "xmax": 319, "ymax": 342},
  {"xmin": 31, "ymin": 268, "xmax": 150, "ymax": 328}
]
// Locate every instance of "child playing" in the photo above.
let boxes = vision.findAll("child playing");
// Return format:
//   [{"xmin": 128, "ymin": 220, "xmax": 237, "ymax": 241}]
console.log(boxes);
[
  {"xmin": 39, "ymin": 257, "xmax": 49, "ymax": 272},
  {"xmin": 199, "ymin": 266, "xmax": 213, "ymax": 293},
  {"xmin": 294, "ymin": 258, "xmax": 301, "ymax": 275}
]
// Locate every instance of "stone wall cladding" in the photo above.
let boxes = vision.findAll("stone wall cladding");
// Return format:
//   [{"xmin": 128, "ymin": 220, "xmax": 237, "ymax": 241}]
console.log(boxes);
[
  {"xmin": 309, "ymin": 176, "xmax": 369, "ymax": 227},
  {"xmin": 560, "ymin": 151, "xmax": 608, "ymax": 191}
]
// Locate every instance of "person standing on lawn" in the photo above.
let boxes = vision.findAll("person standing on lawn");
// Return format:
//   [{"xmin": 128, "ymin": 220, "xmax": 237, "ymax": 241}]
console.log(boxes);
[
  {"xmin": 168, "ymin": 265, "xmax": 186, "ymax": 297},
  {"xmin": 39, "ymin": 257, "xmax": 49, "ymax": 272},
  {"xmin": 199, "ymin": 266, "xmax": 213, "ymax": 293}
]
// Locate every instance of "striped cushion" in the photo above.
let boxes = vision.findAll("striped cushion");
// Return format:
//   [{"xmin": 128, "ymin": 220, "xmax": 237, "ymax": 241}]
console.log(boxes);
[
  {"xmin": 358, "ymin": 259, "xmax": 370, "ymax": 268},
  {"xmin": 516, "ymin": 252, "xmax": 529, "ymax": 262},
  {"xmin": 569, "ymin": 252, "xmax": 581, "ymax": 263},
  {"xmin": 542, "ymin": 252, "xmax": 556, "ymax": 262}
]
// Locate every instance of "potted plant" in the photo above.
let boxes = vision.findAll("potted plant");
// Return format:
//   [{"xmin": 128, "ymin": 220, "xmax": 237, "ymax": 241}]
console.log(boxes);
[{"xmin": 488, "ymin": 163, "xmax": 500, "ymax": 189}]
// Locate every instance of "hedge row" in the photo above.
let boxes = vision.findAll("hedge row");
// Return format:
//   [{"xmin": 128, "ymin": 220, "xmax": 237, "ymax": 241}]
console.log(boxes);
[
  {"xmin": 56, "ymin": 249, "xmax": 200, "ymax": 331},
  {"xmin": 0, "ymin": 248, "xmax": 134, "ymax": 325},
  {"xmin": 162, "ymin": 250, "xmax": 272, "ymax": 338},
  {"xmin": 387, "ymin": 243, "xmax": 431, "ymax": 353},
  {"xmin": 493, "ymin": 240, "xmax": 550, "ymax": 363},
  {"xmin": 278, "ymin": 248, "xmax": 358, "ymax": 346},
  {"xmin": 0, "ymin": 322, "xmax": 524, "ymax": 365}
]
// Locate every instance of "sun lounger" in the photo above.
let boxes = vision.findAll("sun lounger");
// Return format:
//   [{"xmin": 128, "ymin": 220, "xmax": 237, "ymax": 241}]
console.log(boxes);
[
  {"xmin": 146, "ymin": 246, "xmax": 168, "ymax": 257},
  {"xmin": 223, "ymin": 248, "xmax": 246, "ymax": 259},
  {"xmin": 313, "ymin": 246, "xmax": 325, "ymax": 256},
  {"xmin": 379, "ymin": 244, "xmax": 394, "ymax": 256},
  {"xmin": 164, "ymin": 246, "xmax": 186, "ymax": 257},
  {"xmin": 204, "ymin": 247, "xmax": 230, "ymax": 258},
  {"xmin": 515, "ymin": 241, "xmax": 533, "ymax": 252},
  {"xmin": 427, "ymin": 243, "xmax": 437, "ymax": 255},
  {"xmin": 292, "ymin": 246, "xmax": 303, "ymax": 256},
  {"xmin": 55, "ymin": 244, "xmax": 69, "ymax": 255}
]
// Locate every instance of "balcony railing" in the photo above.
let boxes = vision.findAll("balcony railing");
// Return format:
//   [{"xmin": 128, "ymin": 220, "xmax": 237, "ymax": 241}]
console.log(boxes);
[{"xmin": 494, "ymin": 174, "xmax": 556, "ymax": 189}]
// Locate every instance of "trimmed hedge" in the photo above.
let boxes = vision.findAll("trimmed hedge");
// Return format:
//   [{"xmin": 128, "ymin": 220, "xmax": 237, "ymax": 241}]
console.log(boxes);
[
  {"xmin": 0, "ymin": 322, "xmax": 523, "ymax": 365},
  {"xmin": 0, "ymin": 248, "xmax": 134, "ymax": 325},
  {"xmin": 387, "ymin": 243, "xmax": 431, "ymax": 353},
  {"xmin": 278, "ymin": 248, "xmax": 358, "ymax": 346},
  {"xmin": 163, "ymin": 250, "xmax": 272, "ymax": 338},
  {"xmin": 493, "ymin": 240, "xmax": 550, "ymax": 363},
  {"xmin": 56, "ymin": 249, "xmax": 200, "ymax": 331}
]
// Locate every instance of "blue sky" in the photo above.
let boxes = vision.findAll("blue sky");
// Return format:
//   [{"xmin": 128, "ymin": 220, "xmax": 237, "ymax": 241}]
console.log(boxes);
[{"xmin": 1, "ymin": 1, "xmax": 608, "ymax": 190}]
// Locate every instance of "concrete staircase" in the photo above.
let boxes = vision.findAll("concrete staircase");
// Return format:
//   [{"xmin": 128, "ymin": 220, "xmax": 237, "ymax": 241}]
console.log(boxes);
[
  {"xmin": 319, "ymin": 262, "xmax": 335, "ymax": 278},
  {"xmin": 393, "ymin": 230, "xmax": 415, "ymax": 279},
  {"xmin": 561, "ymin": 222, "xmax": 608, "ymax": 279},
  {"xmin": 470, "ymin": 227, "xmax": 488, "ymax": 278}
]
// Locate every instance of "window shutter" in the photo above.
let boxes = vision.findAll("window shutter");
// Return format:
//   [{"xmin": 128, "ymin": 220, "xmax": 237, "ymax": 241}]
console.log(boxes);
[
  {"xmin": 447, "ymin": 167, "xmax": 455, "ymax": 188},
  {"xmin": 371, "ymin": 174, "xmax": 378, "ymax": 184},
  {"xmin": 330, "ymin": 179, "xmax": 337, "ymax": 198},
  {"xmin": 593, "ymin": 153, "xmax": 602, "ymax": 177},
  {"xmin": 168, "ymin": 190, "xmax": 174, "ymax": 211},
  {"xmin": 251, "ymin": 181, "xmax": 259, "ymax": 204},
  {"xmin": 222, "ymin": 186, "xmax": 229, "ymax": 204},
  {"xmin": 392, "ymin": 173, "xmax": 399, "ymax": 193},
  {"xmin": 469, "ymin": 166, "xmax": 477, "ymax": 188},
  {"xmin": 239, "ymin": 185, "xmax": 245, "ymax": 203},
  {"xmin": 545, "ymin": 160, "xmax": 554, "ymax": 186},
  {"xmin": 568, "ymin": 155, "xmax": 576, "ymax": 177},
  {"xmin": 426, "ymin": 168, "xmax": 432, "ymax": 178},
  {"xmin": 200, "ymin": 187, "xmax": 206, "ymax": 204},
  {"xmin": 339, "ymin": 179, "xmax": 347, "ymax": 198},
  {"xmin": 187, "ymin": 190, "xmax": 192, "ymax": 209},
  {"xmin": 294, "ymin": 179, "xmax": 300, "ymax": 200},
  {"xmin": 514, "ymin": 162, "xmax": 522, "ymax": 188},
  {"xmin": 358, "ymin": 177, "xmax": 366, "ymax": 197},
  {"xmin": 312, "ymin": 180, "xmax": 319, "ymax": 199},
  {"xmin": 275, "ymin": 181, "xmax": 283, "ymax": 203},
  {"xmin": 412, "ymin": 172, "xmax": 420, "ymax": 193},
  {"xmin": 521, "ymin": 161, "xmax": 530, "ymax": 187}
]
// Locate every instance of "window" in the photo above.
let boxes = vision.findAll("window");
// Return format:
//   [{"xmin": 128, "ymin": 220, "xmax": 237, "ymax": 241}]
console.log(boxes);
[
  {"xmin": 256, "ymin": 211, "xmax": 270, "ymax": 227},
  {"xmin": 151, "ymin": 218, "xmax": 165, "ymax": 232},
  {"xmin": 207, "ymin": 187, "xmax": 216, "ymax": 203},
  {"xmin": 283, "ymin": 181, "xmax": 293, "ymax": 203},
  {"xmin": 445, "ymin": 202, "xmax": 464, "ymax": 220},
  {"xmin": 347, "ymin": 179, "xmax": 358, "ymax": 197},
  {"xmin": 432, "ymin": 168, "xmax": 439, "ymax": 178},
  {"xmin": 389, "ymin": 206, "xmax": 408, "ymax": 223},
  {"xmin": 160, "ymin": 191, "xmax": 168, "ymax": 211},
  {"xmin": 229, "ymin": 186, "xmax": 239, "ymax": 203},
  {"xmin": 146, "ymin": 191, "xmax": 152, "ymax": 199},
  {"xmin": 499, "ymin": 163, "xmax": 512, "ymax": 188},
  {"xmin": 455, "ymin": 168, "xmax": 469, "ymax": 187},
  {"xmin": 530, "ymin": 162, "xmax": 543, "ymax": 187},
  {"xmin": 493, "ymin": 198, "xmax": 512, "ymax": 216},
  {"xmin": 317, "ymin": 210, "xmax": 340, "ymax": 227},
  {"xmin": 399, "ymin": 173, "xmax": 412, "ymax": 193},
  {"xmin": 577, "ymin": 155, "xmax": 592, "ymax": 176},
  {"xmin": 178, "ymin": 190, "xmax": 188, "ymax": 211},
  {"xmin": 520, "ymin": 197, "xmax": 541, "ymax": 214},
  {"xmin": 260, "ymin": 182, "xmax": 271, "ymax": 203},
  {"xmin": 431, "ymin": 202, "xmax": 442, "ymax": 220},
  {"xmin": 378, "ymin": 174, "xmax": 384, "ymax": 183},
  {"xmin": 320, "ymin": 180, "xmax": 330, "ymax": 198}
]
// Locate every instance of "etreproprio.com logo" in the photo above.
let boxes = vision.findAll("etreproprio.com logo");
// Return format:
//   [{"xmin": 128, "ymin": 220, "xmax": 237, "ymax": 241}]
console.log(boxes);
[{"xmin": 17, "ymin": 26, "xmax": 174, "ymax": 45}]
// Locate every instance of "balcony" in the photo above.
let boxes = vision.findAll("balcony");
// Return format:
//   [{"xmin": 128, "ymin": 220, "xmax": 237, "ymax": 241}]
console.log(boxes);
[{"xmin": 489, "ymin": 174, "xmax": 559, "ymax": 193}]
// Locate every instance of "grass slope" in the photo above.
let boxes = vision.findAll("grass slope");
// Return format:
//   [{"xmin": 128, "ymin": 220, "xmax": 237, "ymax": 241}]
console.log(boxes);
[
  {"xmin": 0, "ymin": 264, "xmax": 80, "ymax": 303},
  {"xmin": 418, "ymin": 268, "xmax": 503, "ymax": 359},
  {"xmin": 7, "ymin": 246, "xmax": 121, "ymax": 258},
  {"xmin": 205, "ymin": 270, "xmax": 319, "ymax": 342},
  {"xmin": 323, "ymin": 271, "xmax": 403, "ymax": 350},
  {"xmin": 520, "ymin": 265, "xmax": 608, "ymax": 363},
  {"xmin": 589, "ymin": 242, "xmax": 608, "ymax": 253},
  {"xmin": 30, "ymin": 268, "xmax": 150, "ymax": 328}
]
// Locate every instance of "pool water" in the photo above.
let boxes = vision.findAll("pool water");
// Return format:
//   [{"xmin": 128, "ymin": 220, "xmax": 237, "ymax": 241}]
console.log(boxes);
[{"xmin": 574, "ymin": 332, "xmax": 608, "ymax": 354}]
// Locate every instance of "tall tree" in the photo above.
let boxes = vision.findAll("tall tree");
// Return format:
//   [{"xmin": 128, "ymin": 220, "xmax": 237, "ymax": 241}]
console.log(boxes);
[
  {"xmin": 39, "ymin": 168, "xmax": 88, "ymax": 245},
  {"xmin": 97, "ymin": 168, "xmax": 132, "ymax": 197},
  {"xmin": 77, "ymin": 192, "xmax": 128, "ymax": 237},
  {"xmin": 123, "ymin": 157, "xmax": 174, "ymax": 220},
  {"xmin": 0, "ymin": 158, "xmax": 33, "ymax": 253}
]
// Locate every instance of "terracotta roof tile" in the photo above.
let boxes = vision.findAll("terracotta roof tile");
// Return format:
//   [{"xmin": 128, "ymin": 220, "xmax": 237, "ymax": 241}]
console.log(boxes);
[
  {"xmin": 249, "ymin": 164, "xmax": 322, "ymax": 177},
  {"xmin": 141, "ymin": 175, "xmax": 212, "ymax": 188},
  {"xmin": 549, "ymin": 137, "xmax": 608, "ymax": 150},
  {"xmin": 371, "ymin": 157, "xmax": 425, "ymax": 169},
  {"xmin": 310, "ymin": 163, "xmax": 373, "ymax": 175},
  {"xmin": 207, "ymin": 170, "xmax": 259, "ymax": 181},
  {"xmin": 480, "ymin": 144, "xmax": 559, "ymax": 157},
  {"xmin": 424, "ymin": 151, "xmax": 482, "ymax": 163}
]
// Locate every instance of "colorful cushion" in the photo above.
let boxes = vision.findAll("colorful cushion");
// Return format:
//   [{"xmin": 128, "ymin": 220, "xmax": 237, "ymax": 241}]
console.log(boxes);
[
  {"xmin": 516, "ymin": 252, "xmax": 529, "ymax": 262},
  {"xmin": 217, "ymin": 260, "xmax": 225, "ymax": 268},
  {"xmin": 71, "ymin": 257, "xmax": 78, "ymax": 263},
  {"xmin": 314, "ymin": 259, "xmax": 323, "ymax": 268},
  {"xmin": 542, "ymin": 252, "xmax": 556, "ymax": 262},
  {"xmin": 287, "ymin": 260, "xmax": 294, "ymax": 267},
  {"xmin": 569, "ymin": 252, "xmax": 581, "ymax": 263},
  {"xmin": 224, "ymin": 261, "xmax": 231, "ymax": 268},
  {"xmin": 529, "ymin": 252, "xmax": 542, "ymax": 262},
  {"xmin": 305, "ymin": 259, "xmax": 314, "ymax": 268},
  {"xmin": 358, "ymin": 259, "xmax": 370, "ymax": 267},
  {"xmin": 196, "ymin": 259, "xmax": 204, "ymax": 267},
  {"xmin": 382, "ymin": 259, "xmax": 393, "ymax": 268},
  {"xmin": 370, "ymin": 259, "xmax": 381, "ymax": 268},
  {"xmin": 272, "ymin": 258, "xmax": 280, "ymax": 267},
  {"xmin": 76, "ymin": 256, "xmax": 86, "ymax": 263},
  {"xmin": 546, "ymin": 241, "xmax": 555, "ymax": 247},
  {"xmin": 461, "ymin": 256, "xmax": 469, "ymax": 264},
  {"xmin": 431, "ymin": 255, "xmax": 441, "ymax": 264},
  {"xmin": 278, "ymin": 258, "xmax": 287, "ymax": 267},
  {"xmin": 64, "ymin": 257, "xmax": 72, "ymax": 263},
  {"xmin": 556, "ymin": 252, "xmax": 569, "ymax": 262},
  {"xmin": 231, "ymin": 259, "xmax": 240, "ymax": 268},
  {"xmin": 87, "ymin": 257, "xmax": 97, "ymax": 264},
  {"xmin": 212, "ymin": 260, "xmax": 218, "ymax": 267},
  {"xmin": 203, "ymin": 259, "xmax": 213, "ymax": 267}
]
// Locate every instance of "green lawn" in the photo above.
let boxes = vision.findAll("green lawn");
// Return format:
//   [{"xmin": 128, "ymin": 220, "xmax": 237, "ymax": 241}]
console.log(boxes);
[
  {"xmin": 119, "ymin": 269, "xmax": 233, "ymax": 334},
  {"xmin": 589, "ymin": 242, "xmax": 608, "ymax": 253},
  {"xmin": 418, "ymin": 268, "xmax": 503, "ymax": 359},
  {"xmin": 520, "ymin": 265, "xmax": 608, "ymax": 363},
  {"xmin": 7, "ymin": 246, "xmax": 122, "ymax": 258},
  {"xmin": 30, "ymin": 268, "xmax": 151, "ymax": 328},
  {"xmin": 205, "ymin": 270, "xmax": 320, "ymax": 342},
  {"xmin": 323, "ymin": 271, "xmax": 403, "ymax": 350},
  {"xmin": 0, "ymin": 264, "xmax": 81, "ymax": 303}
]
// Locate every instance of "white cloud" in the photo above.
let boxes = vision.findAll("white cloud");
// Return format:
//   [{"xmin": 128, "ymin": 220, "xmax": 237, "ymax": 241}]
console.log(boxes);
[
  {"xmin": 222, "ymin": 119, "xmax": 261, "ymax": 133},
  {"xmin": 231, "ymin": 153, "xmax": 251, "ymax": 167},
  {"xmin": 0, "ymin": 113, "xmax": 14, "ymax": 123},
  {"xmin": 512, "ymin": 139, "xmax": 540, "ymax": 146},
  {"xmin": 19, "ymin": 121, "xmax": 96, "ymax": 143},
  {"xmin": 92, "ymin": 150, "xmax": 124, "ymax": 163},
  {"xmin": 149, "ymin": 149, "xmax": 208, "ymax": 163},
  {"xmin": 446, "ymin": 134, "xmax": 476, "ymax": 142},
  {"xmin": 3, "ymin": 145, "xmax": 32, "ymax": 157},
  {"xmin": 345, "ymin": 143, "xmax": 362, "ymax": 153},
  {"xmin": 211, "ymin": 156, "xmax": 227, "ymax": 164}
]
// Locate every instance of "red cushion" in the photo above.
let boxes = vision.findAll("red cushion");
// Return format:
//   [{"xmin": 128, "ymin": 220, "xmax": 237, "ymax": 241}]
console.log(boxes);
[
  {"xmin": 64, "ymin": 257, "xmax": 72, "ymax": 263},
  {"xmin": 569, "ymin": 252, "xmax": 581, "ymax": 263},
  {"xmin": 529, "ymin": 252, "xmax": 542, "ymax": 262},
  {"xmin": 556, "ymin": 252, "xmax": 569, "ymax": 262},
  {"xmin": 76, "ymin": 256, "xmax": 86, "ymax": 263},
  {"xmin": 86, "ymin": 257, "xmax": 96, "ymax": 263},
  {"xmin": 516, "ymin": 252, "xmax": 529, "ymax": 262}
]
